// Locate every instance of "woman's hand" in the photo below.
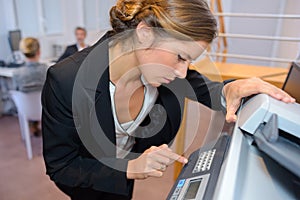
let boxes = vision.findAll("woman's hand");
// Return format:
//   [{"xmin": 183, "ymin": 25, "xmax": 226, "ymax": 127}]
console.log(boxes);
[
  {"xmin": 223, "ymin": 77, "xmax": 295, "ymax": 122},
  {"xmin": 126, "ymin": 144, "xmax": 188, "ymax": 180}
]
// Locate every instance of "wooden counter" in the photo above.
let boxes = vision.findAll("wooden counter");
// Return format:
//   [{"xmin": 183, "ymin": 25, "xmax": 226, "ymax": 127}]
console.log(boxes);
[{"xmin": 190, "ymin": 59, "xmax": 289, "ymax": 88}]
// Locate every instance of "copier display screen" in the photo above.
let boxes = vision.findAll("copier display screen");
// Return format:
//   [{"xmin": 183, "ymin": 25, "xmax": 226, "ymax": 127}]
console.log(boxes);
[{"xmin": 184, "ymin": 178, "xmax": 202, "ymax": 199}]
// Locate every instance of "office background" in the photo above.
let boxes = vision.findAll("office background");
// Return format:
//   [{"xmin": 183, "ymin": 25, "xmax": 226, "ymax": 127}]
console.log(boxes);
[{"xmin": 0, "ymin": 0, "xmax": 299, "ymax": 67}]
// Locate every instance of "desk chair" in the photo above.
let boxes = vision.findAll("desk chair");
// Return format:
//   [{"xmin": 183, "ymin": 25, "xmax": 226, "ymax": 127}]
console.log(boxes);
[{"xmin": 9, "ymin": 90, "xmax": 42, "ymax": 160}]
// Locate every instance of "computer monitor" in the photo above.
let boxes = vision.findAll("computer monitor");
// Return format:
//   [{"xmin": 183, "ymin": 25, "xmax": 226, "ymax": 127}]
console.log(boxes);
[
  {"xmin": 7, "ymin": 30, "xmax": 24, "ymax": 65},
  {"xmin": 8, "ymin": 30, "xmax": 22, "ymax": 52},
  {"xmin": 282, "ymin": 62, "xmax": 300, "ymax": 103}
]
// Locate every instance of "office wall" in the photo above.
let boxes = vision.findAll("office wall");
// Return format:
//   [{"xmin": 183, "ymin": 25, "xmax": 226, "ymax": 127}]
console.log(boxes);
[
  {"xmin": 36, "ymin": 0, "xmax": 116, "ymax": 60},
  {"xmin": 0, "ymin": 0, "xmax": 8, "ymax": 61},
  {"xmin": 275, "ymin": 0, "xmax": 300, "ymax": 66},
  {"xmin": 213, "ymin": 0, "xmax": 300, "ymax": 68},
  {"xmin": 223, "ymin": 0, "xmax": 284, "ymax": 66},
  {"xmin": 0, "ymin": 0, "xmax": 299, "ymax": 67},
  {"xmin": 0, "ymin": 0, "xmax": 17, "ymax": 62},
  {"xmin": 0, "ymin": 0, "xmax": 116, "ymax": 61}
]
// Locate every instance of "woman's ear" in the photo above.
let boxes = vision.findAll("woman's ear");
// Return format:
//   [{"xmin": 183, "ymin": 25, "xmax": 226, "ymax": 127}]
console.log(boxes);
[{"xmin": 135, "ymin": 21, "xmax": 154, "ymax": 47}]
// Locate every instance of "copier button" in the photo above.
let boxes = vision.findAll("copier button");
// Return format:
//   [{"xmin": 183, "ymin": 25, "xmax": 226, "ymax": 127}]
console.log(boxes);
[
  {"xmin": 177, "ymin": 179, "xmax": 185, "ymax": 188},
  {"xmin": 173, "ymin": 187, "xmax": 181, "ymax": 195}
]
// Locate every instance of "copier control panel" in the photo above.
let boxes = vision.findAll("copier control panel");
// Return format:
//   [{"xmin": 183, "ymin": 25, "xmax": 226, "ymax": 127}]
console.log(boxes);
[{"xmin": 167, "ymin": 134, "xmax": 231, "ymax": 200}]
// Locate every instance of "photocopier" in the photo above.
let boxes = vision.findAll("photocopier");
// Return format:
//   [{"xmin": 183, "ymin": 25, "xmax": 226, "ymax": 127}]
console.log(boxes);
[{"xmin": 167, "ymin": 94, "xmax": 300, "ymax": 200}]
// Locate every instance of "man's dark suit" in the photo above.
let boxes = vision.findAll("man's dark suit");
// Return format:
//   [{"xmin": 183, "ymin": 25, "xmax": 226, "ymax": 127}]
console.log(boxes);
[
  {"xmin": 57, "ymin": 44, "xmax": 78, "ymax": 62},
  {"xmin": 42, "ymin": 32, "xmax": 225, "ymax": 199}
]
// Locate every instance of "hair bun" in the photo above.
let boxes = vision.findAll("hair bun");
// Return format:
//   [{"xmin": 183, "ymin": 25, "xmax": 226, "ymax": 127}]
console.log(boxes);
[
  {"xmin": 114, "ymin": 0, "xmax": 144, "ymax": 21},
  {"xmin": 110, "ymin": 0, "xmax": 164, "ymax": 33},
  {"xmin": 110, "ymin": 0, "xmax": 148, "ymax": 33}
]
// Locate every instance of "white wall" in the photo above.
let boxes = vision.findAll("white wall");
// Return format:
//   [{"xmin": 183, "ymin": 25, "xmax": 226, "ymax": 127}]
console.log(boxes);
[
  {"xmin": 275, "ymin": 0, "xmax": 300, "ymax": 66},
  {"xmin": 213, "ymin": 0, "xmax": 300, "ymax": 68},
  {"xmin": 223, "ymin": 0, "xmax": 284, "ymax": 66},
  {"xmin": 0, "ymin": 0, "xmax": 116, "ymax": 62},
  {"xmin": 0, "ymin": 0, "xmax": 17, "ymax": 62},
  {"xmin": 0, "ymin": 0, "xmax": 299, "ymax": 67},
  {"xmin": 37, "ymin": 0, "xmax": 116, "ymax": 59}
]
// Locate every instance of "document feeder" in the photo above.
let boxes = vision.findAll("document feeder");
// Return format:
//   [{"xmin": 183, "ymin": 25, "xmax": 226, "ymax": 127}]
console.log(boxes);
[{"xmin": 238, "ymin": 94, "xmax": 300, "ymax": 178}]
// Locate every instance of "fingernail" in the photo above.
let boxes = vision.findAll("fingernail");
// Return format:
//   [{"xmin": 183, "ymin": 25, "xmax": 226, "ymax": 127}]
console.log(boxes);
[
  {"xmin": 184, "ymin": 158, "xmax": 188, "ymax": 163},
  {"xmin": 225, "ymin": 115, "xmax": 230, "ymax": 121},
  {"xmin": 233, "ymin": 115, "xmax": 237, "ymax": 121},
  {"xmin": 291, "ymin": 98, "xmax": 296, "ymax": 102}
]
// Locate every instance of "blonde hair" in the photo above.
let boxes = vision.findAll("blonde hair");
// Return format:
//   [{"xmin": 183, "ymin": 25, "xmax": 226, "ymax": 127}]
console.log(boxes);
[
  {"xmin": 19, "ymin": 37, "xmax": 40, "ymax": 58},
  {"xmin": 110, "ymin": 0, "xmax": 217, "ymax": 43}
]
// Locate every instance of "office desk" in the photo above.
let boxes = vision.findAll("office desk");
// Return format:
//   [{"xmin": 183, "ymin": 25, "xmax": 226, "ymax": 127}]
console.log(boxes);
[
  {"xmin": 0, "ymin": 67, "xmax": 17, "ymax": 78},
  {"xmin": 0, "ymin": 59, "xmax": 54, "ymax": 115},
  {"xmin": 0, "ymin": 69, "xmax": 16, "ymax": 115},
  {"xmin": 0, "ymin": 58, "xmax": 54, "ymax": 78},
  {"xmin": 191, "ymin": 60, "xmax": 289, "ymax": 88}
]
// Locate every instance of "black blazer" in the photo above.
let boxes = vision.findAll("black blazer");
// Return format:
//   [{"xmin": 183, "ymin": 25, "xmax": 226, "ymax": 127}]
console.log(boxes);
[
  {"xmin": 57, "ymin": 44, "xmax": 78, "ymax": 62},
  {"xmin": 42, "ymin": 32, "xmax": 224, "ymax": 199}
]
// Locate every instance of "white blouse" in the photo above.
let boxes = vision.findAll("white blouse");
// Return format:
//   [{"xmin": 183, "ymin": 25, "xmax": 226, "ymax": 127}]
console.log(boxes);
[{"xmin": 109, "ymin": 76, "xmax": 158, "ymax": 158}]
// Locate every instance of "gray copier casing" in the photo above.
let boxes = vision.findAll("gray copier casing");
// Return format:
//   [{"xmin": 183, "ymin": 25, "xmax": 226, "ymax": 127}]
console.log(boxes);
[
  {"xmin": 213, "ymin": 94, "xmax": 300, "ymax": 200},
  {"xmin": 238, "ymin": 93, "xmax": 300, "ymax": 138}
]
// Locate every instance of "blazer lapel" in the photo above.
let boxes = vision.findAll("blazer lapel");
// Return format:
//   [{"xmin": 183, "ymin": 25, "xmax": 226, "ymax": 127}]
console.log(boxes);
[
  {"xmin": 85, "ymin": 36, "xmax": 116, "ymax": 156},
  {"xmin": 95, "ymin": 68, "xmax": 116, "ymax": 147}
]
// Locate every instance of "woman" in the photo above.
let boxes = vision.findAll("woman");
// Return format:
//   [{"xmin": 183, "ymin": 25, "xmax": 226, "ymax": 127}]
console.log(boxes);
[
  {"xmin": 42, "ymin": 0, "xmax": 294, "ymax": 199},
  {"xmin": 13, "ymin": 37, "xmax": 48, "ymax": 136},
  {"xmin": 13, "ymin": 37, "xmax": 48, "ymax": 93}
]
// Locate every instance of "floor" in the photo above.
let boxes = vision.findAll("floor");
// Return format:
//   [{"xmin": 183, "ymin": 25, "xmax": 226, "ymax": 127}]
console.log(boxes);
[{"xmin": 0, "ymin": 116, "xmax": 175, "ymax": 200}]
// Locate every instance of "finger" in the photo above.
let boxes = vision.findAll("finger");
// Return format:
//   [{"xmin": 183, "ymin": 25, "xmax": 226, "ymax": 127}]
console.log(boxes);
[
  {"xmin": 225, "ymin": 99, "xmax": 241, "ymax": 122},
  {"xmin": 135, "ymin": 173, "xmax": 149, "ymax": 180},
  {"xmin": 157, "ymin": 144, "xmax": 172, "ymax": 152},
  {"xmin": 158, "ymin": 144, "xmax": 169, "ymax": 149},
  {"xmin": 267, "ymin": 89, "xmax": 295, "ymax": 103},
  {"xmin": 150, "ymin": 161, "xmax": 167, "ymax": 172},
  {"xmin": 147, "ymin": 144, "xmax": 170, "ymax": 153},
  {"xmin": 256, "ymin": 80, "xmax": 295, "ymax": 103},
  {"xmin": 148, "ymin": 170, "xmax": 164, "ymax": 178},
  {"xmin": 225, "ymin": 105, "xmax": 237, "ymax": 122},
  {"xmin": 150, "ymin": 154, "xmax": 171, "ymax": 166},
  {"xmin": 148, "ymin": 145, "xmax": 188, "ymax": 164},
  {"xmin": 155, "ymin": 148, "xmax": 188, "ymax": 164},
  {"xmin": 225, "ymin": 113, "xmax": 237, "ymax": 123},
  {"xmin": 148, "ymin": 148, "xmax": 177, "ymax": 166}
]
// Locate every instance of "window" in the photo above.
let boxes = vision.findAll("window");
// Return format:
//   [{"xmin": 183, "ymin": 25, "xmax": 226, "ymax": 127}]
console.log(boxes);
[
  {"xmin": 98, "ymin": 0, "xmax": 116, "ymax": 30},
  {"xmin": 41, "ymin": 0, "xmax": 63, "ymax": 34},
  {"xmin": 14, "ymin": 0, "xmax": 63, "ymax": 35},
  {"xmin": 83, "ymin": 0, "xmax": 117, "ymax": 31},
  {"xmin": 83, "ymin": 0, "xmax": 98, "ymax": 30},
  {"xmin": 14, "ymin": 0, "xmax": 39, "ymax": 36}
]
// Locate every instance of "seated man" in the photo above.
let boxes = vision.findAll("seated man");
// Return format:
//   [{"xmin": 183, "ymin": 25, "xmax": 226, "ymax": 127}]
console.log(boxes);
[
  {"xmin": 57, "ymin": 27, "xmax": 89, "ymax": 62},
  {"xmin": 12, "ymin": 37, "xmax": 48, "ymax": 136}
]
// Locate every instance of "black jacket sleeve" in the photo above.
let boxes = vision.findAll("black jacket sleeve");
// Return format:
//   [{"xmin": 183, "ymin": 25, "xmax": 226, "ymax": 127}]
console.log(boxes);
[
  {"xmin": 41, "ymin": 65, "xmax": 132, "ymax": 196},
  {"xmin": 185, "ymin": 69, "xmax": 224, "ymax": 110}
]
